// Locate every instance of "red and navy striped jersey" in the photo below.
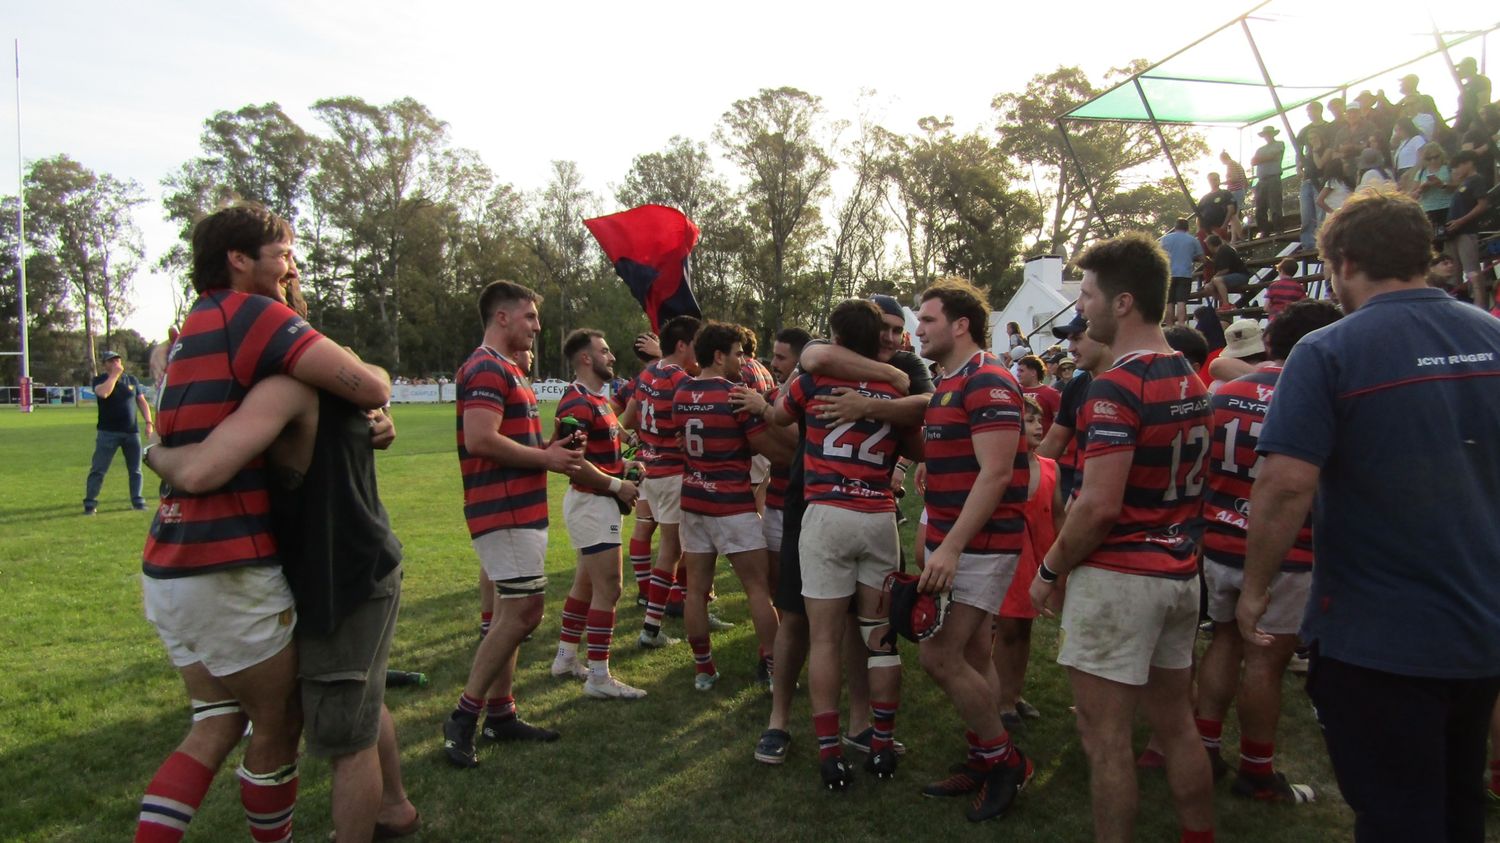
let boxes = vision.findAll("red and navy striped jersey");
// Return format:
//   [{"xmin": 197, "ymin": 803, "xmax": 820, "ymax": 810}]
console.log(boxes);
[
  {"xmin": 765, "ymin": 383, "xmax": 792, "ymax": 511},
  {"xmin": 456, "ymin": 346, "xmax": 547, "ymax": 536},
  {"xmin": 782, "ymin": 373, "xmax": 902, "ymax": 514},
  {"xmin": 742, "ymin": 358, "xmax": 775, "ymax": 394},
  {"xmin": 923, "ymin": 351, "xmax": 1030, "ymax": 554},
  {"xmin": 1079, "ymin": 351, "xmax": 1211, "ymax": 579},
  {"xmin": 143, "ymin": 289, "xmax": 322, "ymax": 578},
  {"xmin": 634, "ymin": 360, "xmax": 691, "ymax": 479},
  {"xmin": 1202, "ymin": 365, "xmax": 1312, "ymax": 571},
  {"xmin": 673, "ymin": 376, "xmax": 768, "ymax": 516},
  {"xmin": 557, "ymin": 382, "xmax": 624, "ymax": 495}
]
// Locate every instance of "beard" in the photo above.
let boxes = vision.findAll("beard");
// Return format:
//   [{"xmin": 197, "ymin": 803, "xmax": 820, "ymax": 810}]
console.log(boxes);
[{"xmin": 591, "ymin": 359, "xmax": 615, "ymax": 381}]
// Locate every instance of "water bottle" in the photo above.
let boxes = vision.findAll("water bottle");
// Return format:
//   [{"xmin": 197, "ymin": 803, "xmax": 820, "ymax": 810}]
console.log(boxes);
[
  {"xmin": 385, "ymin": 670, "xmax": 428, "ymax": 688},
  {"xmin": 556, "ymin": 416, "xmax": 586, "ymax": 449}
]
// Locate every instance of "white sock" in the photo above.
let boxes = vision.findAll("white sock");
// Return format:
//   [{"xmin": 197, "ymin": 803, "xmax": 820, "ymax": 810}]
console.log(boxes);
[{"xmin": 588, "ymin": 660, "xmax": 610, "ymax": 680}]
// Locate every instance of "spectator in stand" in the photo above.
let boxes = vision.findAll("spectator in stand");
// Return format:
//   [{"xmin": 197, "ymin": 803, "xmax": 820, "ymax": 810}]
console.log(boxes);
[
  {"xmin": 1410, "ymin": 144, "xmax": 1454, "ymax": 230},
  {"xmin": 1016, "ymin": 354, "xmax": 1061, "ymax": 435},
  {"xmin": 1160, "ymin": 218, "xmax": 1205, "ymax": 327},
  {"xmin": 1461, "ymin": 118, "xmax": 1497, "ymax": 192},
  {"xmin": 1326, "ymin": 97, "xmax": 1352, "ymax": 147},
  {"xmin": 1205, "ymin": 319, "xmax": 1267, "ymax": 391},
  {"xmin": 1317, "ymin": 156, "xmax": 1355, "ymax": 217},
  {"xmin": 1357, "ymin": 90, "xmax": 1398, "ymax": 142},
  {"xmin": 1221, "ymin": 152, "xmax": 1248, "ymax": 242},
  {"xmin": 1444, "ymin": 150, "xmax": 1494, "ymax": 310},
  {"xmin": 1204, "ymin": 234, "xmax": 1252, "ymax": 313},
  {"xmin": 1296, "ymin": 101, "xmax": 1330, "ymax": 251},
  {"xmin": 1005, "ymin": 321, "xmax": 1028, "ymax": 356},
  {"xmin": 1239, "ymin": 189, "xmax": 1500, "ymax": 842},
  {"xmin": 1455, "ymin": 57, "xmax": 1492, "ymax": 135},
  {"xmin": 1392, "ymin": 119, "xmax": 1427, "ymax": 181},
  {"xmin": 1427, "ymin": 253, "xmax": 1460, "ymax": 296},
  {"xmin": 1265, "ymin": 258, "xmax": 1308, "ymax": 321},
  {"xmin": 1195, "ymin": 173, "xmax": 1237, "ymax": 280},
  {"xmin": 1055, "ymin": 359, "xmax": 1076, "ymax": 389},
  {"xmin": 1250, "ymin": 126, "xmax": 1286, "ymax": 236},
  {"xmin": 1356, "ymin": 148, "xmax": 1394, "ymax": 189}
]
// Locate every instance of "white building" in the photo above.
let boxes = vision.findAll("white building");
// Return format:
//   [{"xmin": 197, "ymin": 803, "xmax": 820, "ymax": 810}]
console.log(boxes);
[{"xmin": 989, "ymin": 255, "xmax": 1079, "ymax": 355}]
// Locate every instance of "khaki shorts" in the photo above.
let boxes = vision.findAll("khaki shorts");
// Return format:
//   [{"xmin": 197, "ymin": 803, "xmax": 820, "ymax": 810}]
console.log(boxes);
[
  {"xmin": 640, "ymin": 475, "xmax": 682, "ymax": 525},
  {"xmin": 142, "ymin": 565, "xmax": 296, "ymax": 677},
  {"xmin": 1058, "ymin": 565, "xmax": 1200, "ymax": 686},
  {"xmin": 563, "ymin": 487, "xmax": 623, "ymax": 550},
  {"xmin": 681, "ymin": 510, "xmax": 765, "ymax": 556},
  {"xmin": 800, "ymin": 504, "xmax": 899, "ymax": 599},
  {"xmin": 300, "ymin": 566, "xmax": 402, "ymax": 758},
  {"xmin": 762, "ymin": 506, "xmax": 784, "ymax": 553},
  {"xmin": 750, "ymin": 454, "xmax": 771, "ymax": 486},
  {"xmin": 1203, "ymin": 556, "xmax": 1310, "ymax": 636},
  {"xmin": 472, "ymin": 528, "xmax": 548, "ymax": 595},
  {"xmin": 923, "ymin": 544, "xmax": 1018, "ymax": 615}
]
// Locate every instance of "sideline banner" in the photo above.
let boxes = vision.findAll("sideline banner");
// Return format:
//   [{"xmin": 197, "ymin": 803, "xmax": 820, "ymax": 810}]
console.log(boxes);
[{"xmin": 391, "ymin": 384, "xmax": 444, "ymax": 403}]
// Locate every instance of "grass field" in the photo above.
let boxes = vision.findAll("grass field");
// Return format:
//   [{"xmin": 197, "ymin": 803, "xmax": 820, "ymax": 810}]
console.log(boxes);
[{"xmin": 0, "ymin": 403, "xmax": 1441, "ymax": 842}]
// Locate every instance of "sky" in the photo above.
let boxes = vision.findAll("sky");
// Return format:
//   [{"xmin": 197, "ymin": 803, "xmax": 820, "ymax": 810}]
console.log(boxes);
[{"xmin": 2, "ymin": 0, "xmax": 1490, "ymax": 345}]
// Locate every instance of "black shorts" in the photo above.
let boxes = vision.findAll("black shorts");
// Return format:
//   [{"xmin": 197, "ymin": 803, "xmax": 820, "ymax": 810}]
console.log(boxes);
[
  {"xmin": 773, "ymin": 501, "xmax": 806, "ymax": 615},
  {"xmin": 1168, "ymin": 277, "xmax": 1194, "ymax": 304}
]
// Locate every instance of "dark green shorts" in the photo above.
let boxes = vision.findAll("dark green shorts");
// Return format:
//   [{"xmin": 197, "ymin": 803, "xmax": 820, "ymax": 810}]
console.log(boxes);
[{"xmin": 298, "ymin": 566, "xmax": 402, "ymax": 758}]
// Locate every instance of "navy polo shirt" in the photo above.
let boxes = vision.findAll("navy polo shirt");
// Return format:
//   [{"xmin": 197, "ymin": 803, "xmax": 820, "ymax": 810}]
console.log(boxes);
[
  {"xmin": 93, "ymin": 373, "xmax": 142, "ymax": 434},
  {"xmin": 1259, "ymin": 288, "xmax": 1500, "ymax": 678}
]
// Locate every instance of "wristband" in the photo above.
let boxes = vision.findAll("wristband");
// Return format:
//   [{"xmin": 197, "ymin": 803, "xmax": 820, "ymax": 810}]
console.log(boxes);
[
  {"xmin": 608, "ymin": 477, "xmax": 623, "ymax": 494},
  {"xmin": 142, "ymin": 443, "xmax": 155, "ymax": 468},
  {"xmin": 1037, "ymin": 562, "xmax": 1060, "ymax": 584}
]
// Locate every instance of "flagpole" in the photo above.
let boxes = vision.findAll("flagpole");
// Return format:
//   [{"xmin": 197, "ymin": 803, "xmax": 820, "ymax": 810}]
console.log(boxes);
[{"xmin": 13, "ymin": 39, "xmax": 30, "ymax": 413}]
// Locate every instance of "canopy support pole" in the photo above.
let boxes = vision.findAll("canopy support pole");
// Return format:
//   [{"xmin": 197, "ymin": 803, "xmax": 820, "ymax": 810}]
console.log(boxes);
[
  {"xmin": 1055, "ymin": 118, "xmax": 1116, "ymax": 239},
  {"xmin": 1132, "ymin": 78, "xmax": 1197, "ymax": 214},
  {"xmin": 1240, "ymin": 18, "xmax": 1303, "ymax": 175}
]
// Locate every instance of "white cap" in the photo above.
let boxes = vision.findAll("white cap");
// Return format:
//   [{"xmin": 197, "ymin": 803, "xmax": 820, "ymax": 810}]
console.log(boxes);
[{"xmin": 1222, "ymin": 318, "xmax": 1265, "ymax": 359}]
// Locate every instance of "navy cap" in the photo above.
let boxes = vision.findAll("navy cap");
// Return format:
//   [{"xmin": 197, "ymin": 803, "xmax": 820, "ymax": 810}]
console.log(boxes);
[
  {"xmin": 1052, "ymin": 313, "xmax": 1088, "ymax": 340},
  {"xmin": 101, "ymin": 350, "xmax": 122, "ymax": 361},
  {"xmin": 869, "ymin": 294, "xmax": 904, "ymax": 319}
]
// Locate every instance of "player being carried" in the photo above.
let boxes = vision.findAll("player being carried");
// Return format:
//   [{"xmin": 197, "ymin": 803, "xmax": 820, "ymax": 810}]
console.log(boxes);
[
  {"xmin": 912, "ymin": 278, "xmax": 1034, "ymax": 823},
  {"xmin": 766, "ymin": 299, "xmax": 922, "ymax": 789},
  {"xmin": 672, "ymin": 322, "xmax": 794, "ymax": 690},
  {"xmin": 549, "ymin": 328, "xmax": 649, "ymax": 700}
]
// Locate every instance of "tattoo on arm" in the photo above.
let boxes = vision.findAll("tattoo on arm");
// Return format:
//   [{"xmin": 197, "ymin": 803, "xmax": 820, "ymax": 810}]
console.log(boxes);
[{"xmin": 335, "ymin": 366, "xmax": 363, "ymax": 395}]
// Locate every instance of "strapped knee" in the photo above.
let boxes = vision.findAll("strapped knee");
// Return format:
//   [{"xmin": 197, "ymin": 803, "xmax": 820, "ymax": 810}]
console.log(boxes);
[
  {"xmin": 191, "ymin": 698, "xmax": 243, "ymax": 722},
  {"xmin": 860, "ymin": 616, "xmax": 900, "ymax": 668},
  {"xmin": 495, "ymin": 575, "xmax": 547, "ymax": 600}
]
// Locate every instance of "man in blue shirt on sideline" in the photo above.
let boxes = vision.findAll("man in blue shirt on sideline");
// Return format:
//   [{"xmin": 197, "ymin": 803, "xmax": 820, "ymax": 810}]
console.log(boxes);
[
  {"xmin": 1159, "ymin": 218, "xmax": 1204, "ymax": 328},
  {"xmin": 1237, "ymin": 190, "xmax": 1500, "ymax": 843},
  {"xmin": 84, "ymin": 350, "xmax": 154, "ymax": 514}
]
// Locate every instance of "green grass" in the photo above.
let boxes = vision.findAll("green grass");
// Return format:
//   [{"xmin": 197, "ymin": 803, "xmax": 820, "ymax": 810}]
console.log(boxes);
[{"xmin": 0, "ymin": 403, "xmax": 1424, "ymax": 841}]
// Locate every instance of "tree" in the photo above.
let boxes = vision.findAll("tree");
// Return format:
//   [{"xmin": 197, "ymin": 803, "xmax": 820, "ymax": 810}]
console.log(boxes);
[
  {"xmin": 0, "ymin": 196, "xmax": 75, "ymax": 383},
  {"xmin": 815, "ymin": 105, "xmax": 898, "ymax": 329},
  {"xmin": 527, "ymin": 161, "xmax": 607, "ymax": 378},
  {"xmin": 24, "ymin": 155, "xmax": 145, "ymax": 376},
  {"xmin": 880, "ymin": 117, "xmax": 1038, "ymax": 304},
  {"xmin": 310, "ymin": 96, "xmax": 449, "ymax": 371},
  {"xmin": 615, "ymin": 136, "xmax": 754, "ymax": 330},
  {"xmin": 160, "ymin": 103, "xmax": 317, "ymax": 308},
  {"xmin": 994, "ymin": 64, "xmax": 1207, "ymax": 263},
  {"xmin": 716, "ymin": 87, "xmax": 834, "ymax": 342}
]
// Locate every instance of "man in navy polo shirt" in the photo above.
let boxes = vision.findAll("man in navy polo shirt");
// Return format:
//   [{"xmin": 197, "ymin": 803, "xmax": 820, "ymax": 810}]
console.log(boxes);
[
  {"xmin": 1237, "ymin": 190, "xmax": 1500, "ymax": 842},
  {"xmin": 84, "ymin": 350, "xmax": 153, "ymax": 514}
]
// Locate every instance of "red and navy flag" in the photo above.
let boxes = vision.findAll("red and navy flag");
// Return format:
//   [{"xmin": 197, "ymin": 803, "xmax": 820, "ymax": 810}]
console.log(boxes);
[{"xmin": 584, "ymin": 204, "xmax": 702, "ymax": 332}]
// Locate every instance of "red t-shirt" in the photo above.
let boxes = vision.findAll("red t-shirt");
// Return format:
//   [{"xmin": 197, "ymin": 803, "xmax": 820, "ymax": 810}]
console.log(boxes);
[
  {"xmin": 1079, "ymin": 351, "xmax": 1211, "ymax": 579},
  {"xmin": 1202, "ymin": 364, "xmax": 1312, "ymax": 571},
  {"xmin": 1021, "ymin": 383, "xmax": 1061, "ymax": 434},
  {"xmin": 144, "ymin": 290, "xmax": 323, "ymax": 577},
  {"xmin": 635, "ymin": 360, "xmax": 692, "ymax": 479},
  {"xmin": 783, "ymin": 373, "xmax": 903, "ymax": 514},
  {"xmin": 923, "ymin": 351, "xmax": 1029, "ymax": 554},
  {"xmin": 456, "ymin": 346, "xmax": 547, "ymax": 537},
  {"xmin": 674, "ymin": 377, "xmax": 768, "ymax": 516},
  {"xmin": 1001, "ymin": 456, "xmax": 1059, "ymax": 619},
  {"xmin": 556, "ymin": 383, "xmax": 624, "ymax": 495}
]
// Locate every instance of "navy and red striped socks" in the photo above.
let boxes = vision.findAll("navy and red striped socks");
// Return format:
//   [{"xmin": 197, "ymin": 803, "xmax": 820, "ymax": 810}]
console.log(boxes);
[
  {"xmin": 814, "ymin": 711, "xmax": 842, "ymax": 760},
  {"xmin": 1239, "ymin": 738, "xmax": 1275, "ymax": 778},
  {"xmin": 975, "ymin": 731, "xmax": 1017, "ymax": 770},
  {"xmin": 629, "ymin": 539, "xmax": 652, "ymax": 599},
  {"xmin": 1196, "ymin": 717, "xmax": 1223, "ymax": 755},
  {"xmin": 870, "ymin": 700, "xmax": 899, "ymax": 753},
  {"xmin": 453, "ymin": 691, "xmax": 484, "ymax": 724},
  {"xmin": 238, "ymin": 762, "xmax": 297, "ymax": 843},
  {"xmin": 688, "ymin": 635, "xmax": 715, "ymax": 675},
  {"xmin": 135, "ymin": 752, "xmax": 215, "ymax": 843},
  {"xmin": 479, "ymin": 610, "xmax": 492, "ymax": 638},
  {"xmin": 486, "ymin": 695, "xmax": 517, "ymax": 724},
  {"xmin": 586, "ymin": 609, "xmax": 615, "ymax": 678},
  {"xmin": 557, "ymin": 596, "xmax": 588, "ymax": 660},
  {"xmin": 643, "ymin": 566, "xmax": 673, "ymax": 634}
]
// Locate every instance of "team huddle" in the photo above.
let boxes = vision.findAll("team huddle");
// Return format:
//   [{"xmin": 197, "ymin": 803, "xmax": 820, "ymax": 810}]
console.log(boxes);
[{"xmin": 127, "ymin": 189, "xmax": 1500, "ymax": 843}]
